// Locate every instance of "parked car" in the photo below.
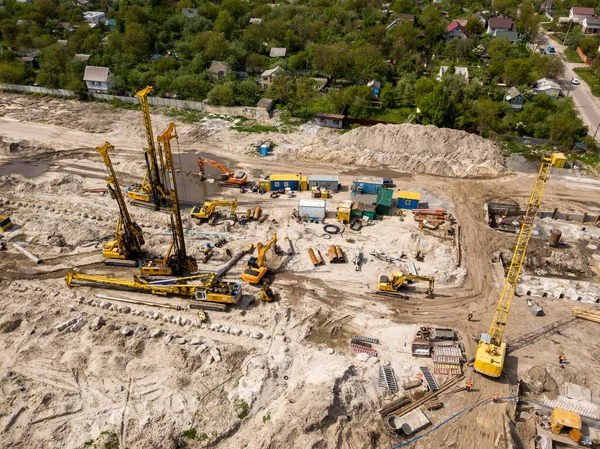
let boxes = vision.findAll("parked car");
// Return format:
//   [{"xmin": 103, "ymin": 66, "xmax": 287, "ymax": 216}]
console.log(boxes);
[
  {"xmin": 572, "ymin": 77, "xmax": 580, "ymax": 85},
  {"xmin": 547, "ymin": 46, "xmax": 556, "ymax": 53},
  {"xmin": 539, "ymin": 48, "xmax": 546, "ymax": 55}
]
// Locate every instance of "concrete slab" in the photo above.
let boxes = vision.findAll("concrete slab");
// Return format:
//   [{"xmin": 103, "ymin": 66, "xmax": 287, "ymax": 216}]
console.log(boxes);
[
  {"xmin": 387, "ymin": 408, "xmax": 430, "ymax": 435},
  {"xmin": 564, "ymin": 382, "xmax": 592, "ymax": 402}
]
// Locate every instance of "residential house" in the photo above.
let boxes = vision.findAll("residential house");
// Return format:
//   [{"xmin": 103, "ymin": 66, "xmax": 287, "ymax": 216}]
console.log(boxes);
[
  {"xmin": 260, "ymin": 66, "xmax": 285, "ymax": 88},
  {"xmin": 569, "ymin": 7, "xmax": 595, "ymax": 22},
  {"xmin": 256, "ymin": 98, "xmax": 274, "ymax": 113},
  {"xmin": 83, "ymin": 66, "xmax": 115, "ymax": 92},
  {"xmin": 19, "ymin": 55, "xmax": 38, "ymax": 69},
  {"xmin": 473, "ymin": 11, "xmax": 487, "ymax": 26},
  {"xmin": 249, "ymin": 18, "xmax": 262, "ymax": 25},
  {"xmin": 582, "ymin": 16, "xmax": 600, "ymax": 34},
  {"xmin": 208, "ymin": 61, "xmax": 231, "ymax": 79},
  {"xmin": 437, "ymin": 66, "xmax": 469, "ymax": 82},
  {"xmin": 57, "ymin": 39, "xmax": 68, "ymax": 46},
  {"xmin": 72, "ymin": 53, "xmax": 91, "ymax": 64},
  {"xmin": 75, "ymin": 0, "xmax": 90, "ymax": 5},
  {"xmin": 269, "ymin": 47, "xmax": 287, "ymax": 58},
  {"xmin": 83, "ymin": 12, "xmax": 107, "ymax": 27},
  {"xmin": 107, "ymin": 19, "xmax": 116, "ymax": 30},
  {"xmin": 367, "ymin": 80, "xmax": 381, "ymax": 97},
  {"xmin": 59, "ymin": 22, "xmax": 76, "ymax": 32},
  {"xmin": 15, "ymin": 0, "xmax": 33, "ymax": 3},
  {"xmin": 487, "ymin": 17, "xmax": 515, "ymax": 36},
  {"xmin": 505, "ymin": 87, "xmax": 525, "ymax": 110},
  {"xmin": 386, "ymin": 14, "xmax": 415, "ymax": 31},
  {"xmin": 446, "ymin": 20, "xmax": 469, "ymax": 39},
  {"xmin": 182, "ymin": 8, "xmax": 198, "ymax": 18},
  {"xmin": 495, "ymin": 30, "xmax": 519, "ymax": 42},
  {"xmin": 534, "ymin": 78, "xmax": 561, "ymax": 98},
  {"xmin": 315, "ymin": 113, "xmax": 344, "ymax": 129}
]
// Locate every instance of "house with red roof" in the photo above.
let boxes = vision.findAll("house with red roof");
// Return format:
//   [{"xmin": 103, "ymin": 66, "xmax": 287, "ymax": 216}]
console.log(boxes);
[
  {"xmin": 446, "ymin": 20, "xmax": 469, "ymax": 39},
  {"xmin": 487, "ymin": 17, "xmax": 515, "ymax": 36},
  {"xmin": 570, "ymin": 6, "xmax": 596, "ymax": 22}
]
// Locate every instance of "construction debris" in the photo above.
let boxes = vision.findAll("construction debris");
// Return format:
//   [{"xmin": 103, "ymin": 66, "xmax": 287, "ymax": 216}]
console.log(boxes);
[
  {"xmin": 572, "ymin": 307, "xmax": 600, "ymax": 323},
  {"xmin": 378, "ymin": 365, "xmax": 399, "ymax": 393}
]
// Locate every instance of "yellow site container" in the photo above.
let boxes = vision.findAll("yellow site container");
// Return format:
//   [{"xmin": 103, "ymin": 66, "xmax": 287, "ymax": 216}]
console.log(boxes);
[
  {"xmin": 258, "ymin": 179, "xmax": 270, "ymax": 192},
  {"xmin": 0, "ymin": 215, "xmax": 12, "ymax": 231},
  {"xmin": 337, "ymin": 200, "xmax": 352, "ymax": 223},
  {"xmin": 300, "ymin": 175, "xmax": 308, "ymax": 191},
  {"xmin": 551, "ymin": 153, "xmax": 566, "ymax": 168}
]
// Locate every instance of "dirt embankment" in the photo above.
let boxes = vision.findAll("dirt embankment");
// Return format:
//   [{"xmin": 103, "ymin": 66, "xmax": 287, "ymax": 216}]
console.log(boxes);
[{"xmin": 288, "ymin": 124, "xmax": 509, "ymax": 178}]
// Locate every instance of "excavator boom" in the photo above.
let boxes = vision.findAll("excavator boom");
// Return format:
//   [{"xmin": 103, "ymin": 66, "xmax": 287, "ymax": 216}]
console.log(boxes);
[
  {"xmin": 474, "ymin": 156, "xmax": 555, "ymax": 378},
  {"xmin": 197, "ymin": 156, "xmax": 247, "ymax": 186},
  {"xmin": 242, "ymin": 234, "xmax": 277, "ymax": 283},
  {"xmin": 191, "ymin": 199, "xmax": 238, "ymax": 221},
  {"xmin": 377, "ymin": 272, "xmax": 434, "ymax": 297}
]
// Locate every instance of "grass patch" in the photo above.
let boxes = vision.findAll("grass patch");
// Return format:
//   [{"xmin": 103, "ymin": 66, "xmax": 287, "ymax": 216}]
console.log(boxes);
[
  {"xmin": 262, "ymin": 411, "xmax": 271, "ymax": 424},
  {"xmin": 164, "ymin": 108, "xmax": 206, "ymax": 124},
  {"xmin": 500, "ymin": 140, "xmax": 538, "ymax": 156},
  {"xmin": 573, "ymin": 68, "xmax": 600, "ymax": 96},
  {"xmin": 564, "ymin": 48, "xmax": 583, "ymax": 63},
  {"xmin": 182, "ymin": 429, "xmax": 197, "ymax": 439},
  {"xmin": 234, "ymin": 399, "xmax": 249, "ymax": 419},
  {"xmin": 232, "ymin": 120, "xmax": 296, "ymax": 133},
  {"xmin": 572, "ymin": 151, "xmax": 600, "ymax": 166},
  {"xmin": 356, "ymin": 107, "xmax": 412, "ymax": 123}
]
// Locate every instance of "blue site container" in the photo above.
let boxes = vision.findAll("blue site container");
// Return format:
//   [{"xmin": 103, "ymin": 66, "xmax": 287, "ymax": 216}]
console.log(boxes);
[
  {"xmin": 260, "ymin": 145, "xmax": 269, "ymax": 156},
  {"xmin": 351, "ymin": 176, "xmax": 384, "ymax": 195}
]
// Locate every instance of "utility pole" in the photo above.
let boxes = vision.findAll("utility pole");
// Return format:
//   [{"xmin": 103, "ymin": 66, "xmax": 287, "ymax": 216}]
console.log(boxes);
[
  {"xmin": 592, "ymin": 122, "xmax": 600, "ymax": 139},
  {"xmin": 563, "ymin": 21, "xmax": 573, "ymax": 45}
]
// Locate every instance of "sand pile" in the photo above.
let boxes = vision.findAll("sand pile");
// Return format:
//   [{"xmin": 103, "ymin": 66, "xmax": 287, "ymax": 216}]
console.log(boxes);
[{"xmin": 292, "ymin": 124, "xmax": 508, "ymax": 178}]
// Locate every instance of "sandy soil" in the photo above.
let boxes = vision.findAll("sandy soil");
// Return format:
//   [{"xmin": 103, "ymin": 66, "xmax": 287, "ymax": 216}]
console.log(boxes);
[{"xmin": 1, "ymin": 92, "xmax": 600, "ymax": 449}]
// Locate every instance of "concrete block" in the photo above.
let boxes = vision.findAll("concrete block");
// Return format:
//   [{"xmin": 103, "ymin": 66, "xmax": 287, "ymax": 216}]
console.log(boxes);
[
  {"xmin": 90, "ymin": 316, "xmax": 105, "ymax": 331},
  {"xmin": 252, "ymin": 331, "xmax": 263, "ymax": 339},
  {"xmin": 134, "ymin": 325, "xmax": 147, "ymax": 336},
  {"xmin": 190, "ymin": 338, "xmax": 202, "ymax": 345},
  {"xmin": 149, "ymin": 329, "xmax": 163, "ymax": 338},
  {"xmin": 56, "ymin": 318, "xmax": 77, "ymax": 331},
  {"xmin": 70, "ymin": 317, "xmax": 86, "ymax": 332},
  {"xmin": 121, "ymin": 326, "xmax": 133, "ymax": 336},
  {"xmin": 99, "ymin": 301, "xmax": 111, "ymax": 310},
  {"xmin": 175, "ymin": 337, "xmax": 187, "ymax": 345},
  {"xmin": 210, "ymin": 347, "xmax": 221, "ymax": 362}
]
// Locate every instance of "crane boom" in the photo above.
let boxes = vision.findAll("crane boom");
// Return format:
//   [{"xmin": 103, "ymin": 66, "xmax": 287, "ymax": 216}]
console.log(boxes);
[
  {"xmin": 474, "ymin": 156, "xmax": 553, "ymax": 377},
  {"xmin": 96, "ymin": 142, "xmax": 144, "ymax": 259},
  {"xmin": 241, "ymin": 234, "xmax": 277, "ymax": 283},
  {"xmin": 125, "ymin": 86, "xmax": 169, "ymax": 207},
  {"xmin": 138, "ymin": 122, "xmax": 197, "ymax": 275}
]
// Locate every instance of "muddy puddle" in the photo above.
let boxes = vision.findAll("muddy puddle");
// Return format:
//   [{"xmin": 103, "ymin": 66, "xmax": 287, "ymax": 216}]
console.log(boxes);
[
  {"xmin": 171, "ymin": 152, "xmax": 233, "ymax": 204},
  {"xmin": 0, "ymin": 160, "xmax": 50, "ymax": 178}
]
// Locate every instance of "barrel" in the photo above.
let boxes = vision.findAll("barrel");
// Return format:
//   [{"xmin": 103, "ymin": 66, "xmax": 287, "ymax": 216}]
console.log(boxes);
[
  {"xmin": 549, "ymin": 229, "xmax": 562, "ymax": 247},
  {"xmin": 328, "ymin": 245, "xmax": 337, "ymax": 263},
  {"xmin": 308, "ymin": 248, "xmax": 319, "ymax": 266}
]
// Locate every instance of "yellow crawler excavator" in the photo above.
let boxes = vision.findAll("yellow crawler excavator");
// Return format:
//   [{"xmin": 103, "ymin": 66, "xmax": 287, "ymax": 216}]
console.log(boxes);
[
  {"xmin": 191, "ymin": 199, "xmax": 238, "ymax": 224},
  {"xmin": 376, "ymin": 272, "xmax": 434, "ymax": 298},
  {"xmin": 140, "ymin": 123, "xmax": 198, "ymax": 276},
  {"xmin": 96, "ymin": 142, "xmax": 144, "ymax": 267},
  {"xmin": 242, "ymin": 234, "xmax": 277, "ymax": 284}
]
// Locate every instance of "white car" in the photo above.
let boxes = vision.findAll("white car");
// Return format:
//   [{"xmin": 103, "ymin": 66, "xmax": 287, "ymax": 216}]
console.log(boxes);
[{"xmin": 572, "ymin": 78, "xmax": 580, "ymax": 85}]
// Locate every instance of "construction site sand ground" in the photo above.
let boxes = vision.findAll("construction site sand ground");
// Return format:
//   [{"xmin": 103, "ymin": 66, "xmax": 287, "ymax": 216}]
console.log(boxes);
[{"xmin": 1, "ymin": 93, "xmax": 600, "ymax": 448}]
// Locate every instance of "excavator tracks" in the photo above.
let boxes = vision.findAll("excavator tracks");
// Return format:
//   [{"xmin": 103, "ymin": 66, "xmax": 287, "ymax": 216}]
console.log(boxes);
[
  {"xmin": 104, "ymin": 259, "xmax": 139, "ymax": 268},
  {"xmin": 188, "ymin": 301, "xmax": 229, "ymax": 312},
  {"xmin": 374, "ymin": 291, "xmax": 409, "ymax": 299}
]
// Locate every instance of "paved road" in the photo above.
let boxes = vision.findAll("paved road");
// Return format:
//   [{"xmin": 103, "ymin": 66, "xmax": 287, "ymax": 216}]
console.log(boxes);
[{"xmin": 541, "ymin": 32, "xmax": 600, "ymax": 137}]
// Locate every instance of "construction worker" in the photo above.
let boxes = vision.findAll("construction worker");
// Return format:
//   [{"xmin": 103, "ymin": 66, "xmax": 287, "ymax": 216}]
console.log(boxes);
[
  {"xmin": 493, "ymin": 392, "xmax": 500, "ymax": 403},
  {"xmin": 468, "ymin": 311, "xmax": 474, "ymax": 321},
  {"xmin": 466, "ymin": 381, "xmax": 473, "ymax": 392},
  {"xmin": 559, "ymin": 354, "xmax": 566, "ymax": 365}
]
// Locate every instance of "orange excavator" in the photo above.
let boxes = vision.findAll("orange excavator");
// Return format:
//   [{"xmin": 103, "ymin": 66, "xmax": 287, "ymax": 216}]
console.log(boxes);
[{"xmin": 197, "ymin": 156, "xmax": 247, "ymax": 188}]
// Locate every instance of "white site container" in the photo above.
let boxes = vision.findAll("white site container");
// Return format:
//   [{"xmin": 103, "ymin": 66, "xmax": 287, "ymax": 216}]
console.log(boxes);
[{"xmin": 298, "ymin": 199, "xmax": 326, "ymax": 220}]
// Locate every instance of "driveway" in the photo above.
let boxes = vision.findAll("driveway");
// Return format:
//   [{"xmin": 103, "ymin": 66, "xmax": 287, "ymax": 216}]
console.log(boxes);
[{"xmin": 540, "ymin": 32, "xmax": 600, "ymax": 137}]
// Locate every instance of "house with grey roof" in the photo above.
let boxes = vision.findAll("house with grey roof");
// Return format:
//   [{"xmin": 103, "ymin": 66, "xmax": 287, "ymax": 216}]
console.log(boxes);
[
  {"xmin": 534, "ymin": 78, "xmax": 561, "ymax": 98},
  {"xmin": 505, "ymin": 87, "xmax": 524, "ymax": 110},
  {"xmin": 260, "ymin": 66, "xmax": 285, "ymax": 88},
  {"xmin": 209, "ymin": 61, "xmax": 231, "ymax": 79},
  {"xmin": 437, "ymin": 66, "xmax": 469, "ymax": 82},
  {"xmin": 83, "ymin": 66, "xmax": 115, "ymax": 92},
  {"xmin": 269, "ymin": 47, "xmax": 287, "ymax": 58}
]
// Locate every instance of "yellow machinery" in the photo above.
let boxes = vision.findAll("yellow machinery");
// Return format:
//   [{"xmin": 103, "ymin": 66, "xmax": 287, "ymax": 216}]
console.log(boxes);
[
  {"xmin": 242, "ymin": 234, "xmax": 277, "ymax": 284},
  {"xmin": 65, "ymin": 270, "xmax": 242, "ymax": 309},
  {"xmin": 96, "ymin": 142, "xmax": 145, "ymax": 263},
  {"xmin": 197, "ymin": 156, "xmax": 247, "ymax": 187},
  {"xmin": 125, "ymin": 86, "xmax": 170, "ymax": 208},
  {"xmin": 140, "ymin": 123, "xmax": 198, "ymax": 276},
  {"xmin": 377, "ymin": 272, "xmax": 434, "ymax": 298},
  {"xmin": 190, "ymin": 199, "xmax": 238, "ymax": 224},
  {"xmin": 474, "ymin": 156, "xmax": 555, "ymax": 377},
  {"xmin": 0, "ymin": 214, "xmax": 13, "ymax": 231}
]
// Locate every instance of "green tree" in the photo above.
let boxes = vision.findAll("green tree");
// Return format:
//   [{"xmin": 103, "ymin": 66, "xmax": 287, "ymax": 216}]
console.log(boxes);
[
  {"xmin": 0, "ymin": 20, "xmax": 18, "ymax": 45},
  {"xmin": 537, "ymin": 55, "xmax": 565, "ymax": 79},
  {"xmin": 579, "ymin": 36, "xmax": 598, "ymax": 58},
  {"xmin": 215, "ymin": 10, "xmax": 236, "ymax": 39},
  {"xmin": 35, "ymin": 44, "xmax": 69, "ymax": 88},
  {"xmin": 312, "ymin": 42, "xmax": 350, "ymax": 81},
  {"xmin": 473, "ymin": 98, "xmax": 499, "ymax": 132},
  {"xmin": 518, "ymin": 1, "xmax": 540, "ymax": 43},
  {"xmin": 549, "ymin": 112, "xmax": 587, "ymax": 146},
  {"xmin": 350, "ymin": 43, "xmax": 383, "ymax": 83},
  {"xmin": 123, "ymin": 24, "xmax": 151, "ymax": 62},
  {"xmin": 204, "ymin": 33, "xmax": 230, "ymax": 60},
  {"xmin": 234, "ymin": 80, "xmax": 261, "ymax": 106},
  {"xmin": 465, "ymin": 19, "xmax": 485, "ymax": 36},
  {"xmin": 503, "ymin": 59, "xmax": 532, "ymax": 85},
  {"xmin": 343, "ymin": 85, "xmax": 373, "ymax": 117},
  {"xmin": 207, "ymin": 83, "xmax": 236, "ymax": 105},
  {"xmin": 417, "ymin": 85, "xmax": 456, "ymax": 128},
  {"xmin": 380, "ymin": 82, "xmax": 397, "ymax": 108},
  {"xmin": 0, "ymin": 60, "xmax": 27, "ymax": 83},
  {"xmin": 414, "ymin": 77, "xmax": 437, "ymax": 96}
]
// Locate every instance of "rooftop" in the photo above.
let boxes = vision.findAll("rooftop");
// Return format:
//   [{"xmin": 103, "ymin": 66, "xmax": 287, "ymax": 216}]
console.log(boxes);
[
  {"xmin": 209, "ymin": 60, "xmax": 230, "ymax": 73},
  {"xmin": 261, "ymin": 66, "xmax": 285, "ymax": 77},
  {"xmin": 571, "ymin": 6, "xmax": 595, "ymax": 14},
  {"xmin": 488, "ymin": 17, "xmax": 513, "ymax": 29},
  {"xmin": 505, "ymin": 86, "xmax": 522, "ymax": 100},
  {"xmin": 269, "ymin": 47, "xmax": 287, "ymax": 58},
  {"xmin": 446, "ymin": 19, "xmax": 468, "ymax": 34},
  {"xmin": 83, "ymin": 66, "xmax": 111, "ymax": 82}
]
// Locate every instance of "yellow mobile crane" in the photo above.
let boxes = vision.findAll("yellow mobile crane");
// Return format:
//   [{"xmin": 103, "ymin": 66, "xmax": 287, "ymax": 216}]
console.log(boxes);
[
  {"xmin": 474, "ymin": 156, "xmax": 558, "ymax": 377},
  {"xmin": 190, "ymin": 199, "xmax": 238, "ymax": 224},
  {"xmin": 96, "ymin": 142, "xmax": 145, "ymax": 266},
  {"xmin": 242, "ymin": 233, "xmax": 277, "ymax": 284},
  {"xmin": 140, "ymin": 123, "xmax": 198, "ymax": 276},
  {"xmin": 377, "ymin": 272, "xmax": 434, "ymax": 298},
  {"xmin": 125, "ymin": 86, "xmax": 170, "ymax": 208},
  {"xmin": 66, "ymin": 270, "xmax": 242, "ymax": 310}
]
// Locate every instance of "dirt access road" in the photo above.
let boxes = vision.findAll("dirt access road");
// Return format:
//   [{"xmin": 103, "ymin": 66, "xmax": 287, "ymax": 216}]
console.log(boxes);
[{"xmin": 1, "ymin": 93, "xmax": 600, "ymax": 449}]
